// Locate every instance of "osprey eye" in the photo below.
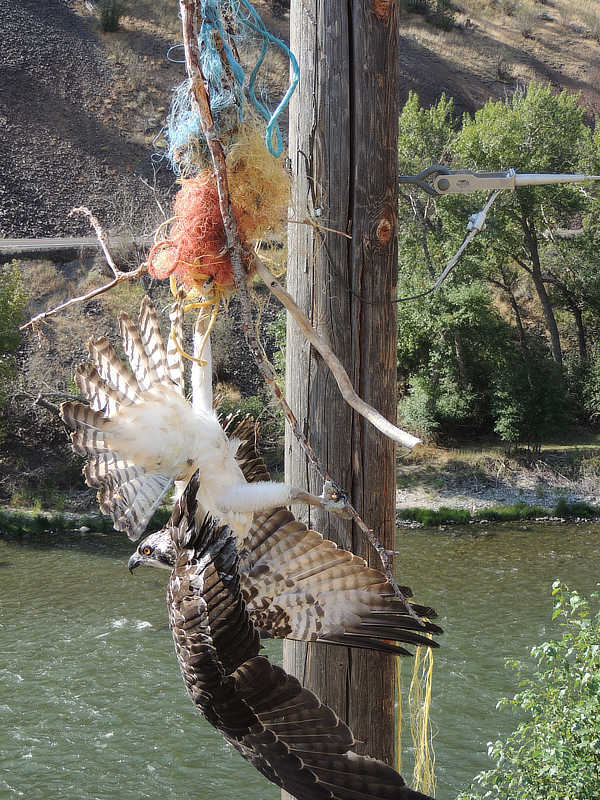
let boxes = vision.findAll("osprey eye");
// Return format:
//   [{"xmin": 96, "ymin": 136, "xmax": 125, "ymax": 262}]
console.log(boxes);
[{"xmin": 142, "ymin": 545, "xmax": 153, "ymax": 556}]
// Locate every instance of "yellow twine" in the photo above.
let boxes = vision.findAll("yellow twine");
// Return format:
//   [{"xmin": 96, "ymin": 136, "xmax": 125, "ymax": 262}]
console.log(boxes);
[
  {"xmin": 167, "ymin": 281, "xmax": 224, "ymax": 367},
  {"xmin": 408, "ymin": 640, "xmax": 436, "ymax": 796},
  {"xmin": 169, "ymin": 327, "xmax": 207, "ymax": 367},
  {"xmin": 154, "ymin": 215, "xmax": 178, "ymax": 245},
  {"xmin": 395, "ymin": 655, "xmax": 403, "ymax": 775}
]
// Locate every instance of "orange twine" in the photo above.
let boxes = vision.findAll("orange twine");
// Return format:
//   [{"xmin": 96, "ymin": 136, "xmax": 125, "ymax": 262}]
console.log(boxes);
[
  {"xmin": 148, "ymin": 127, "xmax": 290, "ymax": 293},
  {"xmin": 149, "ymin": 172, "xmax": 238, "ymax": 291}
]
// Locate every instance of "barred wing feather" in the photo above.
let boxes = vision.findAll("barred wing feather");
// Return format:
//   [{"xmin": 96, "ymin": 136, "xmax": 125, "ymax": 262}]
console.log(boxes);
[
  {"xmin": 229, "ymin": 658, "xmax": 434, "ymax": 800},
  {"xmin": 239, "ymin": 508, "xmax": 441, "ymax": 655},
  {"xmin": 60, "ymin": 295, "xmax": 187, "ymax": 540},
  {"xmin": 217, "ymin": 410, "xmax": 441, "ymax": 655}
]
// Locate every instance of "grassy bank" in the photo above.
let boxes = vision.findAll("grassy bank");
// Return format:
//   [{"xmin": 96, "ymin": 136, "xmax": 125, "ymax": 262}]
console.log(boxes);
[
  {"xmin": 2, "ymin": 497, "xmax": 599, "ymax": 536},
  {"xmin": 0, "ymin": 507, "xmax": 172, "ymax": 535},
  {"xmin": 397, "ymin": 498, "xmax": 600, "ymax": 527}
]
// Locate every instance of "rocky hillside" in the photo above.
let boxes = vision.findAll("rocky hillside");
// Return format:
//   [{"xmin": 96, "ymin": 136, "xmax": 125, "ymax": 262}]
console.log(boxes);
[
  {"xmin": 398, "ymin": 1, "xmax": 600, "ymax": 119},
  {"xmin": 2, "ymin": 1, "xmax": 599, "ymax": 238},
  {"xmin": 0, "ymin": 0, "xmax": 181, "ymax": 238}
]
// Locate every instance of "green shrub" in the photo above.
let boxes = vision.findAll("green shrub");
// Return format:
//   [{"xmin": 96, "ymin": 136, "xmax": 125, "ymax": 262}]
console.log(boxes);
[
  {"xmin": 458, "ymin": 582, "xmax": 600, "ymax": 800},
  {"xmin": 397, "ymin": 506, "xmax": 471, "ymax": 525},
  {"xmin": 492, "ymin": 343, "xmax": 570, "ymax": 452},
  {"xmin": 398, "ymin": 373, "xmax": 440, "ymax": 441},
  {"xmin": 99, "ymin": 0, "xmax": 126, "ymax": 32},
  {"xmin": 474, "ymin": 502, "xmax": 548, "ymax": 521},
  {"xmin": 554, "ymin": 497, "xmax": 599, "ymax": 519},
  {"xmin": 429, "ymin": 0, "xmax": 455, "ymax": 30},
  {"xmin": 0, "ymin": 261, "xmax": 26, "ymax": 438}
]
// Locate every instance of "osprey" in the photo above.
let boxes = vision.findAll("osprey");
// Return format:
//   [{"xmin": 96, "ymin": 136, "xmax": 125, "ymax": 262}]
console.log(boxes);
[
  {"xmin": 61, "ymin": 294, "xmax": 441, "ymax": 656},
  {"xmin": 60, "ymin": 293, "xmax": 348, "ymax": 543},
  {"xmin": 129, "ymin": 419, "xmax": 441, "ymax": 656},
  {"xmin": 130, "ymin": 474, "xmax": 435, "ymax": 800}
]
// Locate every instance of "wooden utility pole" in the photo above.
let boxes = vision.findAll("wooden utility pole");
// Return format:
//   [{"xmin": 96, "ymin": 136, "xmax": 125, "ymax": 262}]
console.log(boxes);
[{"xmin": 284, "ymin": 0, "xmax": 401, "ymax": 785}]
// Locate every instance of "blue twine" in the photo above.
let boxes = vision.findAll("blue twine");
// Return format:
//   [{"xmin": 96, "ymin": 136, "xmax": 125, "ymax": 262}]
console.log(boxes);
[
  {"xmin": 164, "ymin": 80, "xmax": 205, "ymax": 173},
  {"xmin": 161, "ymin": 0, "xmax": 299, "ymax": 172},
  {"xmin": 166, "ymin": 44, "xmax": 186, "ymax": 63},
  {"xmin": 234, "ymin": 0, "xmax": 299, "ymax": 156},
  {"xmin": 199, "ymin": 0, "xmax": 245, "ymax": 113}
]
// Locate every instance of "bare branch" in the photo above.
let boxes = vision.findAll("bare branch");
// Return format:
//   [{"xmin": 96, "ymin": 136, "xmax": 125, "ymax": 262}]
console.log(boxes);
[
  {"xmin": 11, "ymin": 390, "xmax": 76, "ymax": 417},
  {"xmin": 20, "ymin": 206, "xmax": 147, "ymax": 331},
  {"xmin": 70, "ymin": 207, "xmax": 120, "ymax": 276},
  {"xmin": 255, "ymin": 258, "xmax": 421, "ymax": 450}
]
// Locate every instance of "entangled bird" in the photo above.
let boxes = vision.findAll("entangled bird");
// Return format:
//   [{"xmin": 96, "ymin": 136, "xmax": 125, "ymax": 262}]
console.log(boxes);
[
  {"xmin": 60, "ymin": 294, "xmax": 441, "ymax": 656},
  {"xmin": 130, "ymin": 411, "xmax": 441, "ymax": 656},
  {"xmin": 128, "ymin": 473, "xmax": 435, "ymax": 800}
]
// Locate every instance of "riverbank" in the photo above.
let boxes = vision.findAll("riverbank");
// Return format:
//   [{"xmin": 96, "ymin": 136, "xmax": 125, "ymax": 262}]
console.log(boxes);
[
  {"xmin": 0, "ymin": 506, "xmax": 171, "ymax": 536},
  {"xmin": 3, "ymin": 440, "xmax": 600, "ymax": 532},
  {"xmin": 395, "ymin": 440, "xmax": 600, "ymax": 525}
]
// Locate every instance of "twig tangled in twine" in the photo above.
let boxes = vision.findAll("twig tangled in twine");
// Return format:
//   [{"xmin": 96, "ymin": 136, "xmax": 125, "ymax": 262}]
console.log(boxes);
[{"xmin": 20, "ymin": 208, "xmax": 147, "ymax": 332}]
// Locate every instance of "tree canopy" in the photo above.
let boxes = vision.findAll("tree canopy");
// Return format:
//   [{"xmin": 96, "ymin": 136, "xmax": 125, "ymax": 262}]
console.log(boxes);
[{"xmin": 397, "ymin": 84, "xmax": 600, "ymax": 448}]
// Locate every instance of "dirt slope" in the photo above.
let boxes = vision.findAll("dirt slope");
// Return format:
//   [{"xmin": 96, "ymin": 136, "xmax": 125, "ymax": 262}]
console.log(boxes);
[
  {"xmin": 0, "ymin": 0, "xmax": 178, "ymax": 238},
  {"xmin": 2, "ymin": 2, "xmax": 599, "ymax": 238}
]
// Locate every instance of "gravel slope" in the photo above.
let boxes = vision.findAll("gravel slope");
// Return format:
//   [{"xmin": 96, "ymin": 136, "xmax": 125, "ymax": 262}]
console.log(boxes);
[{"xmin": 0, "ymin": 0, "xmax": 159, "ymax": 237}]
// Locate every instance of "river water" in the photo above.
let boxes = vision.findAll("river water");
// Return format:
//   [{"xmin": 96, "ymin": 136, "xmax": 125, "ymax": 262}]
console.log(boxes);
[{"xmin": 1, "ymin": 522, "xmax": 598, "ymax": 800}]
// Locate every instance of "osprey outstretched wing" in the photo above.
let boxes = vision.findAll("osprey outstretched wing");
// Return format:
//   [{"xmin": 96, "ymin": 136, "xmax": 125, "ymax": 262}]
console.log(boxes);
[
  {"xmin": 60, "ymin": 294, "xmax": 346, "ymax": 542},
  {"xmin": 63, "ymin": 294, "xmax": 441, "ymax": 655},
  {"xmin": 216, "ymin": 413, "xmax": 442, "ymax": 655},
  {"xmin": 143, "ymin": 477, "xmax": 435, "ymax": 800},
  {"xmin": 131, "ymin": 414, "xmax": 441, "ymax": 656}
]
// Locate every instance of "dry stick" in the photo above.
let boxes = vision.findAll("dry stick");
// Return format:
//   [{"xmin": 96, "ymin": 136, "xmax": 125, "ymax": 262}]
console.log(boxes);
[
  {"xmin": 178, "ymin": 1, "xmax": 418, "ymax": 615},
  {"xmin": 255, "ymin": 258, "xmax": 420, "ymax": 450},
  {"xmin": 20, "ymin": 207, "xmax": 147, "ymax": 331}
]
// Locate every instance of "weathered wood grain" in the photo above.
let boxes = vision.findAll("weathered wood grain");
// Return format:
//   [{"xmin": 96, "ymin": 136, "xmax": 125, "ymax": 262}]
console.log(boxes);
[{"xmin": 284, "ymin": 0, "xmax": 400, "ymax": 793}]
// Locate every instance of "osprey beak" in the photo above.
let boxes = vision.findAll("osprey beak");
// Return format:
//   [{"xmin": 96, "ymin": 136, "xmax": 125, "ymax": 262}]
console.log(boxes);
[{"xmin": 128, "ymin": 553, "xmax": 141, "ymax": 574}]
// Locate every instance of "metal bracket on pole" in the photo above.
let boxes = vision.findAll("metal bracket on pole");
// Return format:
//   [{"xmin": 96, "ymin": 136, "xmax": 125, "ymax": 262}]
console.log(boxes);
[{"xmin": 399, "ymin": 166, "xmax": 600, "ymax": 196}]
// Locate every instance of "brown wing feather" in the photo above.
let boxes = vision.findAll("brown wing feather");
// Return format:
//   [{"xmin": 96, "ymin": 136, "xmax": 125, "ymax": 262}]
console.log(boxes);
[
  {"xmin": 118, "ymin": 312, "xmax": 159, "ymax": 392},
  {"xmin": 231, "ymin": 657, "xmax": 434, "ymax": 800},
  {"xmin": 75, "ymin": 363, "xmax": 128, "ymax": 416},
  {"xmin": 239, "ymin": 507, "xmax": 441, "ymax": 654},
  {"xmin": 216, "ymin": 411, "xmax": 441, "ymax": 654},
  {"xmin": 138, "ymin": 295, "xmax": 170, "ymax": 385},
  {"xmin": 86, "ymin": 336, "xmax": 140, "ymax": 403},
  {"xmin": 220, "ymin": 410, "xmax": 271, "ymax": 483},
  {"xmin": 166, "ymin": 493, "xmax": 433, "ymax": 800}
]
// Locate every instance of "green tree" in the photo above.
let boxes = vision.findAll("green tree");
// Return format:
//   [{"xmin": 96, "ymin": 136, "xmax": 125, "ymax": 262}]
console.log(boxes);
[
  {"xmin": 458, "ymin": 582, "xmax": 600, "ymax": 800},
  {"xmin": 491, "ymin": 339, "xmax": 569, "ymax": 452},
  {"xmin": 0, "ymin": 261, "xmax": 26, "ymax": 398},
  {"xmin": 397, "ymin": 86, "xmax": 599, "ymax": 443},
  {"xmin": 396, "ymin": 281, "xmax": 519, "ymax": 440},
  {"xmin": 453, "ymin": 83, "xmax": 595, "ymax": 366}
]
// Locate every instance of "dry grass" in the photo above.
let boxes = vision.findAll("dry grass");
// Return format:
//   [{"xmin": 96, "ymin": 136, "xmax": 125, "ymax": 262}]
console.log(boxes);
[
  {"xmin": 458, "ymin": 0, "xmax": 600, "ymax": 29},
  {"xmin": 24, "ymin": 261, "xmax": 73, "ymax": 306}
]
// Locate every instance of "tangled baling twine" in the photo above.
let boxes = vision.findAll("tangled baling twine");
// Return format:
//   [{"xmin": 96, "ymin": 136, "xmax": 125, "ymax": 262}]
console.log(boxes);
[
  {"xmin": 408, "ymin": 643, "xmax": 436, "ymax": 796},
  {"xmin": 148, "ymin": 125, "xmax": 290, "ymax": 364},
  {"xmin": 395, "ymin": 643, "xmax": 436, "ymax": 796},
  {"xmin": 149, "ymin": 126, "xmax": 290, "ymax": 294}
]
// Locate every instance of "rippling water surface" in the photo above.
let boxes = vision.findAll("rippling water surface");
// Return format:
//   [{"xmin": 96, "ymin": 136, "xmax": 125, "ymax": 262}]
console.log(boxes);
[{"xmin": 1, "ymin": 523, "xmax": 598, "ymax": 799}]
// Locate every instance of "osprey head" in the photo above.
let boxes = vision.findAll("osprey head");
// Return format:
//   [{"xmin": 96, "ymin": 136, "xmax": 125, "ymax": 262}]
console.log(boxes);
[{"xmin": 128, "ymin": 528, "xmax": 176, "ymax": 573}]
